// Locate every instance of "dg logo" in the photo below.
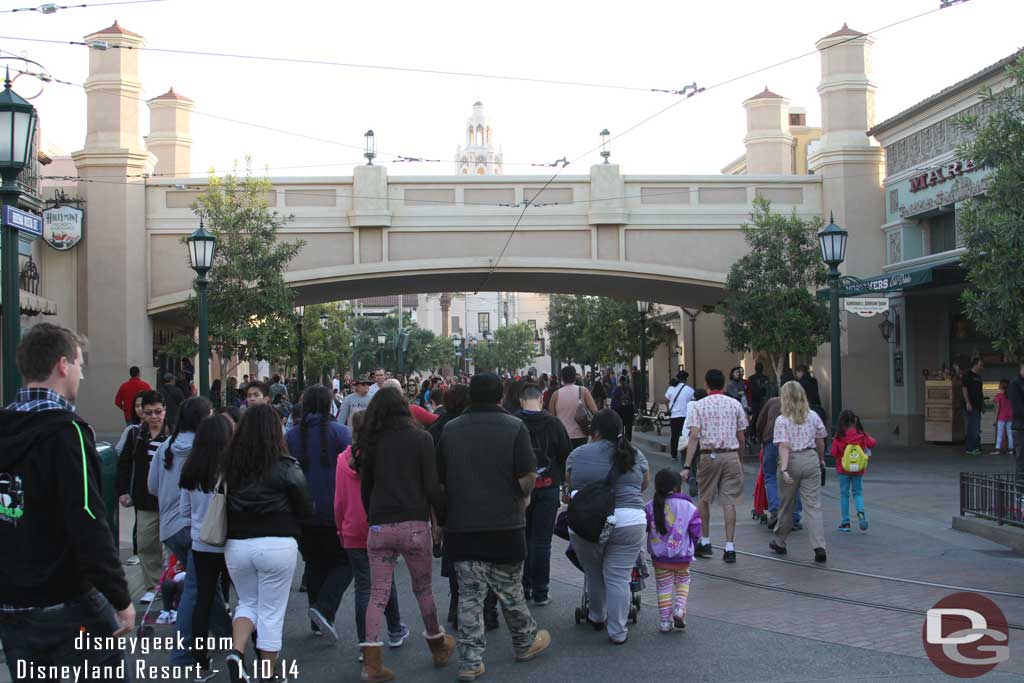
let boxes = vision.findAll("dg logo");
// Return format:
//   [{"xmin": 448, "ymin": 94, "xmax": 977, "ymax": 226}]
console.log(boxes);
[{"xmin": 923, "ymin": 592, "xmax": 1010, "ymax": 678}]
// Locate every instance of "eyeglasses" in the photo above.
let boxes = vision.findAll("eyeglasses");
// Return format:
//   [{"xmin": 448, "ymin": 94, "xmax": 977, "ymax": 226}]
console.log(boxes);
[{"xmin": 143, "ymin": 409, "xmax": 165, "ymax": 417}]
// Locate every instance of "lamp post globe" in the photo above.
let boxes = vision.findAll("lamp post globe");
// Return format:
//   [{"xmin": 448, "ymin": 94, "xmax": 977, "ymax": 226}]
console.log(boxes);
[
  {"xmin": 817, "ymin": 212, "xmax": 848, "ymax": 437},
  {"xmin": 186, "ymin": 220, "xmax": 217, "ymax": 398},
  {"xmin": 0, "ymin": 68, "xmax": 39, "ymax": 404},
  {"xmin": 600, "ymin": 129, "xmax": 611, "ymax": 164},
  {"xmin": 364, "ymin": 130, "xmax": 376, "ymax": 165}
]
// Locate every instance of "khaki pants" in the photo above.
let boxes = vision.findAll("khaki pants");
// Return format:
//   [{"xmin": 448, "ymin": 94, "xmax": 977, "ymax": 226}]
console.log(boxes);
[
  {"xmin": 773, "ymin": 449, "xmax": 825, "ymax": 551},
  {"xmin": 136, "ymin": 510, "xmax": 163, "ymax": 589}
]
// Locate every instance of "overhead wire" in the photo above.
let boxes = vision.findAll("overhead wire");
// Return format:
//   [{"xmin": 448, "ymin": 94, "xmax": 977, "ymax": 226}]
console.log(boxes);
[{"xmin": 0, "ymin": 0, "xmax": 165, "ymax": 13}]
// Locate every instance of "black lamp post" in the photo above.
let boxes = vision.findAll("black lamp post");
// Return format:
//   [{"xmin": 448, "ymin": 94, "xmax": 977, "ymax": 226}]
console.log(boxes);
[
  {"xmin": 295, "ymin": 305, "xmax": 305, "ymax": 391},
  {"xmin": 377, "ymin": 333, "xmax": 386, "ymax": 369},
  {"xmin": 452, "ymin": 333, "xmax": 463, "ymax": 375},
  {"xmin": 186, "ymin": 219, "xmax": 216, "ymax": 397},
  {"xmin": 319, "ymin": 311, "xmax": 329, "ymax": 384},
  {"xmin": 818, "ymin": 213, "xmax": 849, "ymax": 436},
  {"xmin": 0, "ymin": 68, "xmax": 38, "ymax": 404},
  {"xmin": 636, "ymin": 300, "xmax": 652, "ymax": 409}
]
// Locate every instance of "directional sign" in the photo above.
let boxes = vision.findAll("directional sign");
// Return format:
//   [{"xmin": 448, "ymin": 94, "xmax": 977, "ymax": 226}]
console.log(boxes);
[{"xmin": 2, "ymin": 205, "xmax": 43, "ymax": 237}]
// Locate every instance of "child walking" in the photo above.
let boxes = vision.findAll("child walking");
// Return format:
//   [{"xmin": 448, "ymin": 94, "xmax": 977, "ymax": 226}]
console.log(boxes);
[
  {"xmin": 644, "ymin": 468, "xmax": 701, "ymax": 633},
  {"xmin": 993, "ymin": 379, "xmax": 1015, "ymax": 456},
  {"xmin": 831, "ymin": 410, "xmax": 877, "ymax": 532}
]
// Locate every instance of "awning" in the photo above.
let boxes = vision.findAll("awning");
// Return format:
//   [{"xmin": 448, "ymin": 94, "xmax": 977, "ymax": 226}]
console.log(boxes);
[
  {"xmin": 818, "ymin": 263, "xmax": 965, "ymax": 299},
  {"xmin": 2, "ymin": 290, "xmax": 58, "ymax": 316}
]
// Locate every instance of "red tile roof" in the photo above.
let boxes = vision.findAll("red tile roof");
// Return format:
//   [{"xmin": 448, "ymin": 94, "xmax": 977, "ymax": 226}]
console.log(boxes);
[
  {"xmin": 95, "ymin": 20, "xmax": 143, "ymax": 37},
  {"xmin": 150, "ymin": 87, "xmax": 193, "ymax": 103},
  {"xmin": 747, "ymin": 86, "xmax": 784, "ymax": 101},
  {"xmin": 823, "ymin": 23, "xmax": 865, "ymax": 39}
]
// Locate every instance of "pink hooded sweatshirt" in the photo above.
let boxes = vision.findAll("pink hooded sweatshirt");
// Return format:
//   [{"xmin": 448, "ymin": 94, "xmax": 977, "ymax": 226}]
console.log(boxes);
[{"xmin": 334, "ymin": 445, "xmax": 369, "ymax": 549}]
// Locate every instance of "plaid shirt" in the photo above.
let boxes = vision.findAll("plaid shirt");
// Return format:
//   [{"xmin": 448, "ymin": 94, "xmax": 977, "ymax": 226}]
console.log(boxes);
[{"xmin": 5, "ymin": 387, "xmax": 76, "ymax": 413}]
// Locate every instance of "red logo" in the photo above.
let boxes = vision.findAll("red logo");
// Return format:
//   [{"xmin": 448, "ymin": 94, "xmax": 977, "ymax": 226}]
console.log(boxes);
[{"xmin": 923, "ymin": 592, "xmax": 1009, "ymax": 678}]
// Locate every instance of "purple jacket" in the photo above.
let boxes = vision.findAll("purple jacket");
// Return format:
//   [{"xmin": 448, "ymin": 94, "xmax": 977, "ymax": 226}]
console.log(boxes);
[{"xmin": 644, "ymin": 492, "xmax": 702, "ymax": 564}]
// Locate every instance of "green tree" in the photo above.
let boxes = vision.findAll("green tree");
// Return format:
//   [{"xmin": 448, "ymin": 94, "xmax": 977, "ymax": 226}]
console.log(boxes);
[
  {"xmin": 168, "ymin": 169, "xmax": 304, "ymax": 378},
  {"xmin": 278, "ymin": 303, "xmax": 353, "ymax": 384},
  {"xmin": 547, "ymin": 295, "xmax": 596, "ymax": 368},
  {"xmin": 548, "ymin": 295, "xmax": 671, "ymax": 372},
  {"xmin": 485, "ymin": 323, "xmax": 537, "ymax": 373},
  {"xmin": 957, "ymin": 55, "xmax": 1024, "ymax": 359},
  {"xmin": 720, "ymin": 196, "xmax": 828, "ymax": 384}
]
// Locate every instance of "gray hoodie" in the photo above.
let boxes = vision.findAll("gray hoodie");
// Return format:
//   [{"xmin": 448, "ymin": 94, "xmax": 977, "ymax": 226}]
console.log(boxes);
[
  {"xmin": 180, "ymin": 487, "xmax": 224, "ymax": 553},
  {"xmin": 148, "ymin": 431, "xmax": 194, "ymax": 542}
]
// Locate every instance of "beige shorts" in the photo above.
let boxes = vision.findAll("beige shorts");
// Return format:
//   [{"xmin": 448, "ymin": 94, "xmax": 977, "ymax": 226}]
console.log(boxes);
[{"xmin": 698, "ymin": 451, "xmax": 744, "ymax": 507}]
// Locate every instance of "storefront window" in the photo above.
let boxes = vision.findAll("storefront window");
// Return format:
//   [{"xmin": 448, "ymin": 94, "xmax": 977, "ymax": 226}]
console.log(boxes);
[{"xmin": 925, "ymin": 211, "xmax": 957, "ymax": 255}]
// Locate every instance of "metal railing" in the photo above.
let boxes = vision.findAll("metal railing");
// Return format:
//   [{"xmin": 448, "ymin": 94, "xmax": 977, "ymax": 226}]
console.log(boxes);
[{"xmin": 959, "ymin": 472, "xmax": 1024, "ymax": 528}]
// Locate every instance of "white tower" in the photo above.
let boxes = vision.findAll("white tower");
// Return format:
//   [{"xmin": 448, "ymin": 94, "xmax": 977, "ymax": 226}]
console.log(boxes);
[{"xmin": 456, "ymin": 101, "xmax": 503, "ymax": 175}]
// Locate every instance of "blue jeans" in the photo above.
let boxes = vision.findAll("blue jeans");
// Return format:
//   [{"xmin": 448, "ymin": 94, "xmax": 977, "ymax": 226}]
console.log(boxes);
[
  {"xmin": 965, "ymin": 410, "xmax": 982, "ymax": 451},
  {"xmin": 838, "ymin": 474, "xmax": 864, "ymax": 523},
  {"xmin": 763, "ymin": 443, "xmax": 802, "ymax": 522},
  {"xmin": 523, "ymin": 484, "xmax": 560, "ymax": 601},
  {"xmin": 165, "ymin": 530, "xmax": 231, "ymax": 666},
  {"xmin": 0, "ymin": 590, "xmax": 127, "ymax": 682}
]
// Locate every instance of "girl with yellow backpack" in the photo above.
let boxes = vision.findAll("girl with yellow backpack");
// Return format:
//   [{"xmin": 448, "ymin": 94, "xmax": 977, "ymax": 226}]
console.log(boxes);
[{"xmin": 830, "ymin": 410, "xmax": 877, "ymax": 532}]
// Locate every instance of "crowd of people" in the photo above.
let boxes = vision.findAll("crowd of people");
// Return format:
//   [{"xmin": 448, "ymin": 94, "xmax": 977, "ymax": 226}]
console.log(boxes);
[{"xmin": 3, "ymin": 321, "xmax": 1024, "ymax": 683}]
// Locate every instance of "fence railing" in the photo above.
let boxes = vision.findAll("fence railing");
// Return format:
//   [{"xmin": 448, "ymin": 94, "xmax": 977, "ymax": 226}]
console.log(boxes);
[{"xmin": 959, "ymin": 472, "xmax": 1024, "ymax": 528}]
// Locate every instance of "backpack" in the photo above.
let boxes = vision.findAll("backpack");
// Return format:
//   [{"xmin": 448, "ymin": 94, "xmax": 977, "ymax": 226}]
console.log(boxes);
[
  {"xmin": 566, "ymin": 464, "xmax": 619, "ymax": 543},
  {"xmin": 527, "ymin": 422, "xmax": 551, "ymax": 475},
  {"xmin": 841, "ymin": 443, "xmax": 869, "ymax": 474}
]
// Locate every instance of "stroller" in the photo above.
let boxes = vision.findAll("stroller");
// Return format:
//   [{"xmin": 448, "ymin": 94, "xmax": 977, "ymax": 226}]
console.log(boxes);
[
  {"xmin": 554, "ymin": 510, "xmax": 647, "ymax": 625},
  {"xmin": 751, "ymin": 446, "xmax": 769, "ymax": 524},
  {"xmin": 137, "ymin": 552, "xmax": 182, "ymax": 638}
]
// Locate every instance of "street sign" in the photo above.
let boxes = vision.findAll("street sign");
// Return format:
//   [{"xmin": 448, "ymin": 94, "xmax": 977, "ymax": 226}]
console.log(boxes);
[
  {"xmin": 2, "ymin": 205, "xmax": 43, "ymax": 237},
  {"xmin": 845, "ymin": 298, "xmax": 889, "ymax": 317},
  {"xmin": 42, "ymin": 205, "xmax": 84, "ymax": 251}
]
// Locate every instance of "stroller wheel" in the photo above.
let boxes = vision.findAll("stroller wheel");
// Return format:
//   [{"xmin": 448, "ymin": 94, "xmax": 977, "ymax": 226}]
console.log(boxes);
[
  {"xmin": 574, "ymin": 607, "xmax": 584, "ymax": 624},
  {"xmin": 759, "ymin": 513, "xmax": 768, "ymax": 524},
  {"xmin": 629, "ymin": 606, "xmax": 638, "ymax": 624}
]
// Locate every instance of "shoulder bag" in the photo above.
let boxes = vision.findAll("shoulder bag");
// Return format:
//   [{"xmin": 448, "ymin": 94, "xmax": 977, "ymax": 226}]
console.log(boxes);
[
  {"xmin": 566, "ymin": 463, "xmax": 620, "ymax": 544},
  {"xmin": 199, "ymin": 476, "xmax": 228, "ymax": 547},
  {"xmin": 574, "ymin": 386, "xmax": 594, "ymax": 435}
]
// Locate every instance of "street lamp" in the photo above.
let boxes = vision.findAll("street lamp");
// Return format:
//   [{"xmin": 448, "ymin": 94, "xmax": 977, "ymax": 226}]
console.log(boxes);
[
  {"xmin": 186, "ymin": 219, "xmax": 216, "ymax": 397},
  {"xmin": 295, "ymin": 305, "xmax": 306, "ymax": 391},
  {"xmin": 0, "ymin": 68, "xmax": 38, "ymax": 404},
  {"xmin": 319, "ymin": 312, "xmax": 328, "ymax": 330},
  {"xmin": 636, "ymin": 300, "xmax": 652, "ymax": 409},
  {"xmin": 818, "ymin": 212, "xmax": 848, "ymax": 436},
  {"xmin": 377, "ymin": 333, "xmax": 387, "ymax": 369},
  {"xmin": 364, "ymin": 130, "xmax": 376, "ymax": 165},
  {"xmin": 452, "ymin": 333, "xmax": 463, "ymax": 375},
  {"xmin": 600, "ymin": 129, "xmax": 610, "ymax": 164}
]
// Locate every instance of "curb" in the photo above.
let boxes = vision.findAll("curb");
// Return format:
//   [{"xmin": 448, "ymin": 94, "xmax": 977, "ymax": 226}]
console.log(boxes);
[{"xmin": 951, "ymin": 515, "xmax": 1024, "ymax": 555}]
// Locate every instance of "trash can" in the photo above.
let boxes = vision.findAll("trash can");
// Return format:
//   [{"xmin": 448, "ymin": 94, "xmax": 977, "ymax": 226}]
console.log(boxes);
[{"xmin": 96, "ymin": 442, "xmax": 119, "ymax": 547}]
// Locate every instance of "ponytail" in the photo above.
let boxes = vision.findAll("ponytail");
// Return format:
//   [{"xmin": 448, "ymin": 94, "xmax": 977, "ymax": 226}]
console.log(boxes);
[
  {"xmin": 591, "ymin": 408, "xmax": 635, "ymax": 474},
  {"xmin": 164, "ymin": 396, "xmax": 212, "ymax": 469},
  {"xmin": 652, "ymin": 468, "xmax": 683, "ymax": 536}
]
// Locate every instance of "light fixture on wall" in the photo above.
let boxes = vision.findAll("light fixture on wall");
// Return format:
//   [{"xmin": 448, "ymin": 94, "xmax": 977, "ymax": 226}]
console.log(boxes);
[
  {"xmin": 364, "ymin": 129, "xmax": 376, "ymax": 165},
  {"xmin": 878, "ymin": 309, "xmax": 900, "ymax": 345},
  {"xmin": 600, "ymin": 129, "xmax": 610, "ymax": 164}
]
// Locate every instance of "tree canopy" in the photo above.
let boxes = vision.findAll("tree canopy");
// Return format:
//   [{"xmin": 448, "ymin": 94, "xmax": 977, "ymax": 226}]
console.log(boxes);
[
  {"xmin": 957, "ymin": 55, "xmax": 1024, "ymax": 360},
  {"xmin": 471, "ymin": 322, "xmax": 537, "ymax": 374},
  {"xmin": 547, "ymin": 295, "xmax": 672, "ymax": 370},
  {"xmin": 720, "ymin": 196, "xmax": 828, "ymax": 383}
]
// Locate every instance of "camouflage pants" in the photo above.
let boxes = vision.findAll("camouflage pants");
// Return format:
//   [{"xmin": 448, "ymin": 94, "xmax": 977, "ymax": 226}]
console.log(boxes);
[{"xmin": 455, "ymin": 561, "xmax": 537, "ymax": 667}]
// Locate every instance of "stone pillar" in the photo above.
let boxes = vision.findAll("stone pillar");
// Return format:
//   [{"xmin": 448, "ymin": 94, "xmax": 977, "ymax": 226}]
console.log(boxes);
[
  {"xmin": 808, "ymin": 23, "xmax": 889, "ymax": 436},
  {"xmin": 439, "ymin": 293, "xmax": 451, "ymax": 338},
  {"xmin": 71, "ymin": 21, "xmax": 156, "ymax": 432},
  {"xmin": 743, "ymin": 87, "xmax": 794, "ymax": 174},
  {"xmin": 146, "ymin": 87, "xmax": 194, "ymax": 177}
]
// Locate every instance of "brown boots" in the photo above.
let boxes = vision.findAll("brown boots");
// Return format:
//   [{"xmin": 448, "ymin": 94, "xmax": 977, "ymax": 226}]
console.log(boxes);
[
  {"xmin": 359, "ymin": 644, "xmax": 395, "ymax": 683},
  {"xmin": 425, "ymin": 628, "xmax": 457, "ymax": 668}
]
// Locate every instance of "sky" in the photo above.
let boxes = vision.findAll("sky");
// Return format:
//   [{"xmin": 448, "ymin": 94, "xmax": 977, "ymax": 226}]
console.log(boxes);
[{"xmin": 2, "ymin": 0, "xmax": 1021, "ymax": 178}]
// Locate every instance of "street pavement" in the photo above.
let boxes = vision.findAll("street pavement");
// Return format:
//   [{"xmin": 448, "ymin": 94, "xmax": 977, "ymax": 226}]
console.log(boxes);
[{"xmin": 4, "ymin": 438, "xmax": 1024, "ymax": 682}]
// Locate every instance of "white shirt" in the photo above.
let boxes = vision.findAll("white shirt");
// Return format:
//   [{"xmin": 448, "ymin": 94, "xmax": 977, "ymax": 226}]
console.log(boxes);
[
  {"xmin": 332, "ymin": 378, "xmax": 341, "ymax": 393},
  {"xmin": 665, "ymin": 384, "xmax": 694, "ymax": 419},
  {"xmin": 368, "ymin": 383, "xmax": 382, "ymax": 398}
]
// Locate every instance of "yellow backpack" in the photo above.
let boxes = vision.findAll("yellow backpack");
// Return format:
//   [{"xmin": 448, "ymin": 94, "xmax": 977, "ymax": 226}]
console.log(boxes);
[{"xmin": 841, "ymin": 443, "xmax": 869, "ymax": 473}]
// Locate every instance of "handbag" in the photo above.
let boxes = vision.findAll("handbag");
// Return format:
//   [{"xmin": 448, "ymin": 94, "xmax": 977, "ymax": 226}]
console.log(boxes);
[
  {"xmin": 566, "ymin": 463, "xmax": 619, "ymax": 544},
  {"xmin": 199, "ymin": 476, "xmax": 228, "ymax": 547},
  {"xmin": 574, "ymin": 386, "xmax": 594, "ymax": 435}
]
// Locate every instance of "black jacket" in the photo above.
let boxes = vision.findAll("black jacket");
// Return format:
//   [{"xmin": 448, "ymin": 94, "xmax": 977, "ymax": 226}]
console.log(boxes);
[
  {"xmin": 514, "ymin": 409, "xmax": 571, "ymax": 486},
  {"xmin": 361, "ymin": 423, "xmax": 445, "ymax": 526},
  {"xmin": 115, "ymin": 427, "xmax": 164, "ymax": 511},
  {"xmin": 0, "ymin": 408, "xmax": 130, "ymax": 610},
  {"xmin": 159, "ymin": 383, "xmax": 185, "ymax": 427},
  {"xmin": 428, "ymin": 410, "xmax": 459, "ymax": 446},
  {"xmin": 800, "ymin": 375, "xmax": 823, "ymax": 408},
  {"xmin": 227, "ymin": 456, "xmax": 313, "ymax": 539},
  {"xmin": 1010, "ymin": 374, "xmax": 1024, "ymax": 430},
  {"xmin": 437, "ymin": 405, "xmax": 537, "ymax": 534}
]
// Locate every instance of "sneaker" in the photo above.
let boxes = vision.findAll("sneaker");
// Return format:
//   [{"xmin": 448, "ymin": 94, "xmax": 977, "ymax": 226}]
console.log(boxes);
[
  {"xmin": 722, "ymin": 549, "xmax": 736, "ymax": 563},
  {"xmin": 659, "ymin": 620, "xmax": 674, "ymax": 633},
  {"xmin": 769, "ymin": 540, "xmax": 787, "ymax": 555},
  {"xmin": 140, "ymin": 591, "xmax": 156, "ymax": 604},
  {"xmin": 515, "ymin": 629, "xmax": 551, "ymax": 661},
  {"xmin": 169, "ymin": 609, "xmax": 177, "ymax": 624},
  {"xmin": 673, "ymin": 614, "xmax": 686, "ymax": 630},
  {"xmin": 155, "ymin": 610, "xmax": 173, "ymax": 625},
  {"xmin": 814, "ymin": 547, "xmax": 827, "ymax": 563},
  {"xmin": 386, "ymin": 623, "xmax": 410, "ymax": 648},
  {"xmin": 226, "ymin": 650, "xmax": 249, "ymax": 683},
  {"xmin": 838, "ymin": 522, "xmax": 851, "ymax": 532},
  {"xmin": 194, "ymin": 667, "xmax": 217, "ymax": 683},
  {"xmin": 310, "ymin": 621, "xmax": 323, "ymax": 637},
  {"xmin": 308, "ymin": 607, "xmax": 337, "ymax": 643},
  {"xmin": 533, "ymin": 595, "xmax": 551, "ymax": 606},
  {"xmin": 694, "ymin": 542, "xmax": 712, "ymax": 558},
  {"xmin": 857, "ymin": 512, "xmax": 868, "ymax": 531},
  {"xmin": 458, "ymin": 663, "xmax": 486, "ymax": 681},
  {"xmin": 125, "ymin": 556, "xmax": 141, "ymax": 566},
  {"xmin": 765, "ymin": 512, "xmax": 778, "ymax": 531}
]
